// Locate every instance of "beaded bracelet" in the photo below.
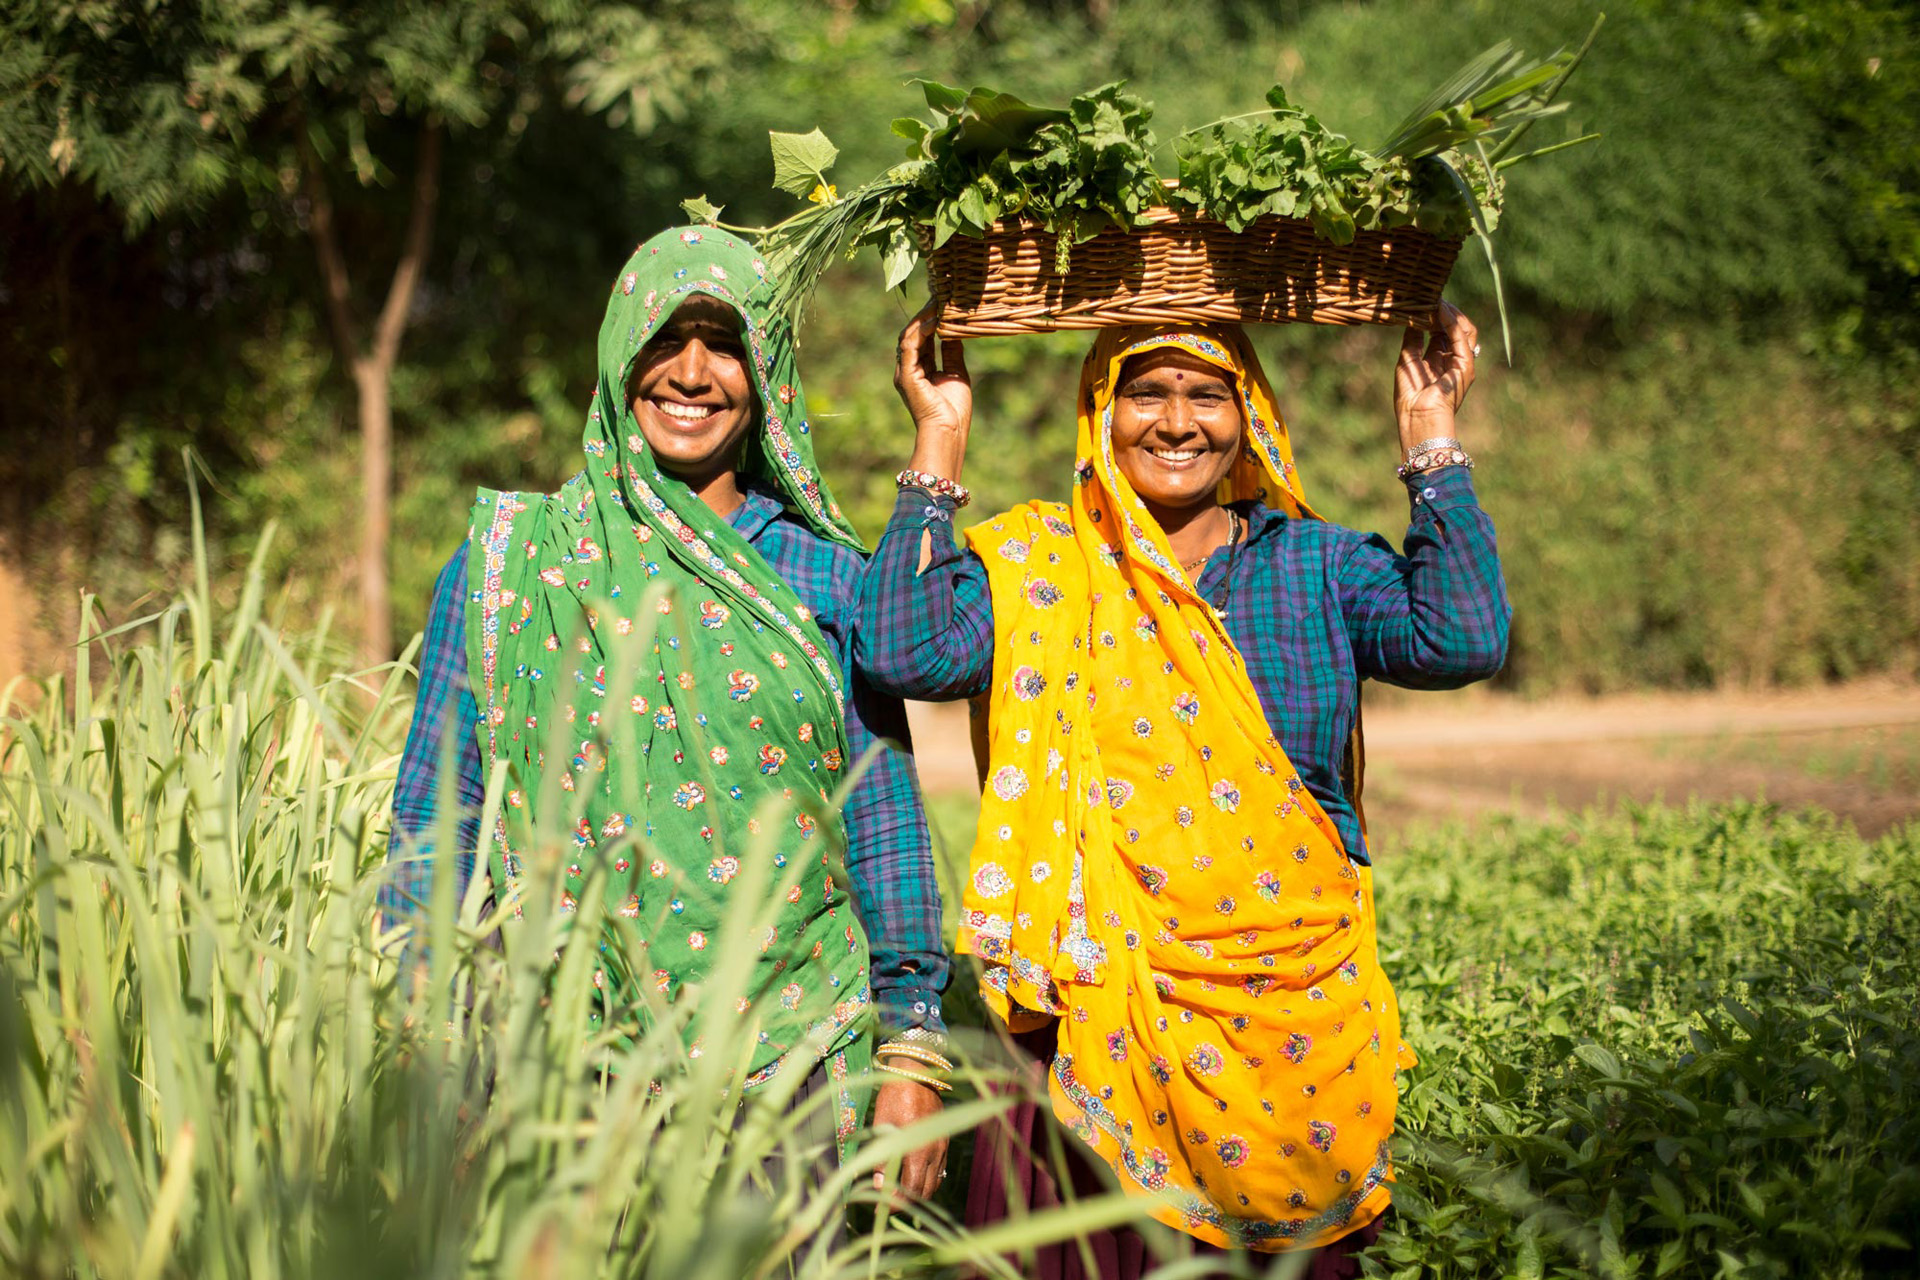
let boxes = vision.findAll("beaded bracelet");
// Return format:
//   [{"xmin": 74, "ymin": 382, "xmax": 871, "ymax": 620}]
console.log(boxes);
[
  {"xmin": 1397, "ymin": 445, "xmax": 1474, "ymax": 480},
  {"xmin": 895, "ymin": 469, "xmax": 973, "ymax": 508}
]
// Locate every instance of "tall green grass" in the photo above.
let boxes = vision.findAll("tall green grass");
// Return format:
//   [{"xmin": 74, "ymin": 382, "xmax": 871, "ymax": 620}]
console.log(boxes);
[{"xmin": 0, "ymin": 521, "xmax": 1187, "ymax": 1280}]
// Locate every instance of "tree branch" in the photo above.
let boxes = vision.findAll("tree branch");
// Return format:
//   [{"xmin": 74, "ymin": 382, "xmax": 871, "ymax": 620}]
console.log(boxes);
[
  {"xmin": 300, "ymin": 129, "xmax": 363, "ymax": 374},
  {"xmin": 370, "ymin": 117, "xmax": 443, "ymax": 372}
]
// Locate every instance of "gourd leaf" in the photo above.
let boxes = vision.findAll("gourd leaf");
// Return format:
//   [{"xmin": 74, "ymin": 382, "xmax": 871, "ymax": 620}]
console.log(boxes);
[
  {"xmin": 769, "ymin": 128, "xmax": 840, "ymax": 198},
  {"xmin": 679, "ymin": 194, "xmax": 724, "ymax": 225}
]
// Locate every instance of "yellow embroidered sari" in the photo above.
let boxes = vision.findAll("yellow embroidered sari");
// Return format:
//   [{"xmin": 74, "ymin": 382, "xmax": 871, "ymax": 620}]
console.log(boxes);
[{"xmin": 958, "ymin": 326, "xmax": 1414, "ymax": 1251}]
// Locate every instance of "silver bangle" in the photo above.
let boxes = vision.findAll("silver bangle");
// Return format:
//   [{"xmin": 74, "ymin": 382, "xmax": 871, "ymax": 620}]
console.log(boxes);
[{"xmin": 1406, "ymin": 436, "xmax": 1462, "ymax": 462}]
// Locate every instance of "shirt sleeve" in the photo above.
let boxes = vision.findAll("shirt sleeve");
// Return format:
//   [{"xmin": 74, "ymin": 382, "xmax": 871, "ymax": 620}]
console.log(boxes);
[
  {"xmin": 852, "ymin": 488, "xmax": 997, "ymax": 701},
  {"xmin": 835, "ymin": 667, "xmax": 951, "ymax": 1036},
  {"xmin": 381, "ymin": 543, "xmax": 488, "ymax": 927},
  {"xmin": 1337, "ymin": 466, "xmax": 1512, "ymax": 689}
]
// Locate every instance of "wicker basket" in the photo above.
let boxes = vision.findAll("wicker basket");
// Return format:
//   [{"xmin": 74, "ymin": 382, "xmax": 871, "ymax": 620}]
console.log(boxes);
[{"xmin": 921, "ymin": 206, "xmax": 1463, "ymax": 338}]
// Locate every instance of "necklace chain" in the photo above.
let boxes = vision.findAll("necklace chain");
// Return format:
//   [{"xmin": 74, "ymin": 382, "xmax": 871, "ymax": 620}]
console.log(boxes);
[
  {"xmin": 1195, "ymin": 508, "xmax": 1242, "ymax": 618},
  {"xmin": 1179, "ymin": 508, "xmax": 1240, "ymax": 573}
]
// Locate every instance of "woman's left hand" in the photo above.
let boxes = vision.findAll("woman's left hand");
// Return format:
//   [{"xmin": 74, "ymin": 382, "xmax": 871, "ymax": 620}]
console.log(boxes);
[
  {"xmin": 1394, "ymin": 300, "xmax": 1478, "ymax": 453},
  {"xmin": 870, "ymin": 1078, "xmax": 948, "ymax": 1201}
]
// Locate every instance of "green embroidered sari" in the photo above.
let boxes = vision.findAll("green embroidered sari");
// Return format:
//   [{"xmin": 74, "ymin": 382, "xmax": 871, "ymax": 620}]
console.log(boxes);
[{"xmin": 464, "ymin": 227, "xmax": 872, "ymax": 1101}]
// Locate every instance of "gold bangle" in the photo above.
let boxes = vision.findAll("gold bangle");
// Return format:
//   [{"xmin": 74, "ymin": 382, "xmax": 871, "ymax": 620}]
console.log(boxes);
[
  {"xmin": 877, "ymin": 1042, "xmax": 955, "ymax": 1073},
  {"xmin": 876, "ymin": 1059, "xmax": 951, "ymax": 1093}
]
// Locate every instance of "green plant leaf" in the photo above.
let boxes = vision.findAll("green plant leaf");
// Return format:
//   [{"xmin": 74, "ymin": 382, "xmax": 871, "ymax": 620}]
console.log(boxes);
[
  {"xmin": 1574, "ymin": 1042, "xmax": 1623, "ymax": 1077},
  {"xmin": 949, "ymin": 87, "xmax": 1070, "ymax": 155},
  {"xmin": 769, "ymin": 128, "xmax": 839, "ymax": 198},
  {"xmin": 911, "ymin": 77, "xmax": 967, "ymax": 116},
  {"xmin": 679, "ymin": 194, "xmax": 724, "ymax": 225},
  {"xmin": 880, "ymin": 224, "xmax": 918, "ymax": 292}
]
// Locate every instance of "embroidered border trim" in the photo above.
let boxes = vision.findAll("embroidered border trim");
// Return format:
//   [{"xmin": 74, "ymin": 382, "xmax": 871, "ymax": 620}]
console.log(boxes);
[
  {"xmin": 1051, "ymin": 1051, "xmax": 1392, "ymax": 1247},
  {"xmin": 474, "ymin": 489, "xmax": 529, "ymax": 896}
]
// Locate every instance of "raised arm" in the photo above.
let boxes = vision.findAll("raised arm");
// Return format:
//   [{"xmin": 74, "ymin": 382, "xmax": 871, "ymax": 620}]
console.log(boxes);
[
  {"xmin": 1339, "ymin": 468, "xmax": 1510, "ymax": 686},
  {"xmin": 1339, "ymin": 303, "xmax": 1511, "ymax": 687},
  {"xmin": 852, "ymin": 305, "xmax": 996, "ymax": 701}
]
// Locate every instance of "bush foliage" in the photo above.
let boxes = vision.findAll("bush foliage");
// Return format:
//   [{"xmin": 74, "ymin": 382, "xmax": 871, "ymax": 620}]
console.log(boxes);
[
  {"xmin": 1377, "ymin": 804, "xmax": 1920, "ymax": 1277},
  {"xmin": 4, "ymin": 0, "xmax": 1919, "ymax": 691}
]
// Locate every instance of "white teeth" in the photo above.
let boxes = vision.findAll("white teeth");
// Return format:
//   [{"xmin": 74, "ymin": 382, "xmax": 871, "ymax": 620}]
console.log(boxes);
[
  {"xmin": 655, "ymin": 400, "xmax": 716, "ymax": 422},
  {"xmin": 1149, "ymin": 448, "xmax": 1201, "ymax": 461}
]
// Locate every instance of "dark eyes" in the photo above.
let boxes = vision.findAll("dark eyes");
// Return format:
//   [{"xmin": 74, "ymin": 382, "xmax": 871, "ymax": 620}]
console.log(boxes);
[
  {"xmin": 1123, "ymin": 387, "xmax": 1229, "ymax": 405},
  {"xmin": 658, "ymin": 331, "xmax": 743, "ymax": 357}
]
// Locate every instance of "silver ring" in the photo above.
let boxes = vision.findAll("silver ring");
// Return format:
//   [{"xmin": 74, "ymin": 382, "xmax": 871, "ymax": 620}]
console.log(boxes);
[{"xmin": 1471, "ymin": 343, "xmax": 1482, "ymax": 357}]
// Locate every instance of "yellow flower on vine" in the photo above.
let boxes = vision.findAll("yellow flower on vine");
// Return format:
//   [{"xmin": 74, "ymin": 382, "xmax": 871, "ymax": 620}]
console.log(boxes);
[{"xmin": 807, "ymin": 182, "xmax": 837, "ymax": 204}]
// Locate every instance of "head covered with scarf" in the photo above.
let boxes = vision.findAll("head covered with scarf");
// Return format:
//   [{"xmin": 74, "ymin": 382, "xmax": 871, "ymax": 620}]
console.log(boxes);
[
  {"xmin": 463, "ymin": 227, "xmax": 872, "ymax": 1094},
  {"xmin": 959, "ymin": 324, "xmax": 1413, "ymax": 1250}
]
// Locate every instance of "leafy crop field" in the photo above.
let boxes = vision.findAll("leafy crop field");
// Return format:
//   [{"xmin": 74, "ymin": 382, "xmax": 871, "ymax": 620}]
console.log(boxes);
[
  {"xmin": 3, "ymin": 553, "xmax": 1916, "ymax": 1278},
  {"xmin": 917, "ymin": 794, "xmax": 1920, "ymax": 1278}
]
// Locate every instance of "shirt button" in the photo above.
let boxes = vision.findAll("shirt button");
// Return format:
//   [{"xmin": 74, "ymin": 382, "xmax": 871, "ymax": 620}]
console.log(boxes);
[{"xmin": 1422, "ymin": 487, "xmax": 1438, "ymax": 501}]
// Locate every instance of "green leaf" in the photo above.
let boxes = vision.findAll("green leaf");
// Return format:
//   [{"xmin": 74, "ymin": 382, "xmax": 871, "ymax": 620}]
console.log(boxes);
[
  {"xmin": 679, "ymin": 194, "xmax": 724, "ymax": 225},
  {"xmin": 769, "ymin": 128, "xmax": 840, "ymax": 198},
  {"xmin": 880, "ymin": 225, "xmax": 918, "ymax": 292},
  {"xmin": 911, "ymin": 77, "xmax": 967, "ymax": 116},
  {"xmin": 950, "ymin": 87, "xmax": 1070, "ymax": 156},
  {"xmin": 1574, "ymin": 1043, "xmax": 1622, "ymax": 1077},
  {"xmin": 891, "ymin": 117, "xmax": 930, "ymax": 149}
]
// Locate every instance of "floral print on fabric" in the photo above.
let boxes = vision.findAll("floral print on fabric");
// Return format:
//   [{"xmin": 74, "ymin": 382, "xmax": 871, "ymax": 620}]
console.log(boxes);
[
  {"xmin": 953, "ymin": 324, "xmax": 1414, "ymax": 1252},
  {"xmin": 465, "ymin": 227, "xmax": 872, "ymax": 1112}
]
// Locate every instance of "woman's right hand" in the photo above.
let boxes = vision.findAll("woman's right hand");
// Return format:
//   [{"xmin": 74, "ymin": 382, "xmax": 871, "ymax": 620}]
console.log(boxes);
[{"xmin": 895, "ymin": 303, "xmax": 972, "ymax": 480}]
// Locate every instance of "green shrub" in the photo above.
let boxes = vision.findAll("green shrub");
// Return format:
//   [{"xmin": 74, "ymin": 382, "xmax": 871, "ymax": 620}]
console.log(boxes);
[{"xmin": 1375, "ymin": 804, "xmax": 1920, "ymax": 1277}]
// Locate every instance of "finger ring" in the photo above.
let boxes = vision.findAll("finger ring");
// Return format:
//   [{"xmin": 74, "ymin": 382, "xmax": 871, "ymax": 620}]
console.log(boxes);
[{"xmin": 1471, "ymin": 343, "xmax": 1481, "ymax": 357}]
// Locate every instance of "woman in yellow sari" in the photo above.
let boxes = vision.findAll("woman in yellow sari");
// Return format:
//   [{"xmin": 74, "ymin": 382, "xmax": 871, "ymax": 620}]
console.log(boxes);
[{"xmin": 855, "ymin": 304, "xmax": 1509, "ymax": 1274}]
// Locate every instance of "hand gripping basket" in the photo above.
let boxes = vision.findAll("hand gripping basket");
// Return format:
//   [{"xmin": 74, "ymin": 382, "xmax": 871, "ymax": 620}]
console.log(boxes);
[{"xmin": 921, "ymin": 206, "xmax": 1463, "ymax": 337}]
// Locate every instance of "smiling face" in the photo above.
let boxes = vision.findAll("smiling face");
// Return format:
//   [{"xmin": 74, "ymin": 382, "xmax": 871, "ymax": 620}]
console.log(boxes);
[
  {"xmin": 627, "ymin": 293, "xmax": 759, "ymax": 489},
  {"xmin": 1109, "ymin": 347, "xmax": 1244, "ymax": 514}
]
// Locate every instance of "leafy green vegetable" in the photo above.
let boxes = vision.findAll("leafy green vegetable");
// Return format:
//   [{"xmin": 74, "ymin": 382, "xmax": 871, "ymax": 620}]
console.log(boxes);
[
  {"xmin": 731, "ymin": 22, "xmax": 1601, "ymax": 338},
  {"xmin": 1170, "ymin": 84, "xmax": 1415, "ymax": 243}
]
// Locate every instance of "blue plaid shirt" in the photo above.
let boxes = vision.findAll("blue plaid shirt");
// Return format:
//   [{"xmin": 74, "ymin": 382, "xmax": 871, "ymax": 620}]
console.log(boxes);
[
  {"xmin": 853, "ymin": 466, "xmax": 1510, "ymax": 864},
  {"xmin": 386, "ymin": 488, "xmax": 949, "ymax": 1033}
]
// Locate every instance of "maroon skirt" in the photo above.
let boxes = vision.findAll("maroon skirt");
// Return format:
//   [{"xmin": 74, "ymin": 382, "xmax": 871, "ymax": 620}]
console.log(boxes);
[{"xmin": 965, "ymin": 1023, "xmax": 1382, "ymax": 1280}]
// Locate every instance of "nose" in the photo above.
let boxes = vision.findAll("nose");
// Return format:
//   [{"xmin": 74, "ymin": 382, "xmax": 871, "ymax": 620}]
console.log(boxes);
[
  {"xmin": 664, "ymin": 338, "xmax": 715, "ymax": 393},
  {"xmin": 1159, "ymin": 391, "xmax": 1199, "ymax": 440}
]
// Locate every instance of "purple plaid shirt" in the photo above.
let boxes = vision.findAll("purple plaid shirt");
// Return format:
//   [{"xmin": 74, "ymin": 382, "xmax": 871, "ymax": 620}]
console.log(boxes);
[
  {"xmin": 853, "ymin": 466, "xmax": 1510, "ymax": 864},
  {"xmin": 386, "ymin": 487, "xmax": 949, "ymax": 1032}
]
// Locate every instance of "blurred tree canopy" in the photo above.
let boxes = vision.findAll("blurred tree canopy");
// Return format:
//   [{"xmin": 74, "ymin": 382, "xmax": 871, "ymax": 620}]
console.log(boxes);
[{"xmin": 1, "ymin": 0, "xmax": 1915, "ymax": 691}]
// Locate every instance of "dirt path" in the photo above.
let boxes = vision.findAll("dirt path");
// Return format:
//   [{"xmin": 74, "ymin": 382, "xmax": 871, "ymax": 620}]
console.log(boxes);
[{"xmin": 903, "ymin": 680, "xmax": 1920, "ymax": 839}]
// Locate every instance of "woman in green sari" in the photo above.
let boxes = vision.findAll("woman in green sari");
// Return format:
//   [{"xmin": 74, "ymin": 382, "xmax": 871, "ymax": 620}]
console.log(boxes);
[{"xmin": 386, "ymin": 226, "xmax": 950, "ymax": 1195}]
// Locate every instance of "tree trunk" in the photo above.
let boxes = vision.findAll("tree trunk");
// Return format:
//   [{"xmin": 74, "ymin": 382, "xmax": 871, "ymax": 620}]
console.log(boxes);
[
  {"xmin": 303, "ymin": 119, "xmax": 443, "ymax": 669},
  {"xmin": 354, "ymin": 359, "xmax": 393, "ymax": 664}
]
